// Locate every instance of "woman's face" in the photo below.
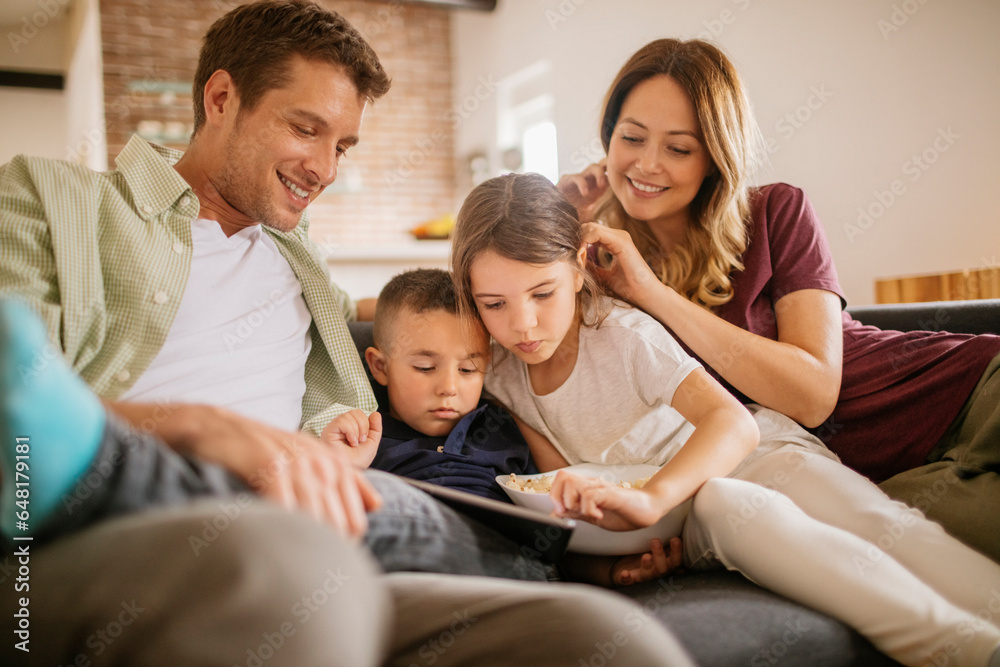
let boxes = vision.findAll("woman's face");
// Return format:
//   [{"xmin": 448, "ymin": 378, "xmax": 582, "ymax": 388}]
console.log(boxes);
[{"xmin": 605, "ymin": 75, "xmax": 713, "ymax": 232}]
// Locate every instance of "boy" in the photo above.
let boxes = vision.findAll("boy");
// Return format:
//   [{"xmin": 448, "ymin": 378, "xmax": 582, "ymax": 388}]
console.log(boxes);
[{"xmin": 351, "ymin": 268, "xmax": 536, "ymax": 502}]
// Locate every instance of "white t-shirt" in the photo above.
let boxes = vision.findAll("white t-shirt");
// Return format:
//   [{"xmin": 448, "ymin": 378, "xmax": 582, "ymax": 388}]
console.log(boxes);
[
  {"xmin": 121, "ymin": 218, "xmax": 312, "ymax": 431},
  {"xmin": 485, "ymin": 297, "xmax": 835, "ymax": 471}
]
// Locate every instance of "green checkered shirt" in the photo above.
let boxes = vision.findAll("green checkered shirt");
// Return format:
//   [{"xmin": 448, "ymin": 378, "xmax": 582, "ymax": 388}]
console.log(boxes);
[{"xmin": 0, "ymin": 135, "xmax": 376, "ymax": 435}]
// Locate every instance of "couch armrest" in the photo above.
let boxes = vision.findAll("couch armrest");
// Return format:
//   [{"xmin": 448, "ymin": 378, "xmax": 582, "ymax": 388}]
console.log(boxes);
[{"xmin": 846, "ymin": 299, "xmax": 1000, "ymax": 335}]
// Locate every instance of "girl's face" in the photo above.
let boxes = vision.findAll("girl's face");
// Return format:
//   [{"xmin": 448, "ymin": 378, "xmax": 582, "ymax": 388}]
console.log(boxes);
[
  {"xmin": 606, "ymin": 74, "xmax": 713, "ymax": 231},
  {"xmin": 468, "ymin": 249, "xmax": 584, "ymax": 366}
]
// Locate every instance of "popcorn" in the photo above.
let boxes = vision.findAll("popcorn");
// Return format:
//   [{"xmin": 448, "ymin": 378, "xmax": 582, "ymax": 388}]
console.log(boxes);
[{"xmin": 504, "ymin": 472, "xmax": 650, "ymax": 493}]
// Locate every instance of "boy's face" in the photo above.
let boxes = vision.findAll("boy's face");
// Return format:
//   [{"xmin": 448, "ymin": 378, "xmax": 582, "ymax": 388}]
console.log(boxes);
[{"xmin": 367, "ymin": 308, "xmax": 487, "ymax": 437}]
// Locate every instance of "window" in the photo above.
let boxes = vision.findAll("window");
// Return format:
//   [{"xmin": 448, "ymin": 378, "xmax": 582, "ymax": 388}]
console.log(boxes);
[{"xmin": 497, "ymin": 60, "xmax": 558, "ymax": 183}]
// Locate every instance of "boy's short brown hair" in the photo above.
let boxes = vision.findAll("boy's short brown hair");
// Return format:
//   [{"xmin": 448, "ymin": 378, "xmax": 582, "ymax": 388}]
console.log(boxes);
[
  {"xmin": 192, "ymin": 0, "xmax": 391, "ymax": 135},
  {"xmin": 373, "ymin": 269, "xmax": 461, "ymax": 353}
]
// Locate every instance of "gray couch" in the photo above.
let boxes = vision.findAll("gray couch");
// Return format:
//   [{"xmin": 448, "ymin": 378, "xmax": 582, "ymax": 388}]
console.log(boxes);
[{"xmin": 348, "ymin": 298, "xmax": 1000, "ymax": 666}]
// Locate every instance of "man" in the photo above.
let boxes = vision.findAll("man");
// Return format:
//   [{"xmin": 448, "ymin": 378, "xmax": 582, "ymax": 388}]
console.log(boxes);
[{"xmin": 0, "ymin": 1, "xmax": 694, "ymax": 665}]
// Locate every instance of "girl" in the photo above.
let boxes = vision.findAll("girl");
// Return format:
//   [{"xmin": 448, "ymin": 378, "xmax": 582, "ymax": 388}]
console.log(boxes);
[
  {"xmin": 451, "ymin": 171, "xmax": 1000, "ymax": 667},
  {"xmin": 557, "ymin": 38, "xmax": 1000, "ymax": 562}
]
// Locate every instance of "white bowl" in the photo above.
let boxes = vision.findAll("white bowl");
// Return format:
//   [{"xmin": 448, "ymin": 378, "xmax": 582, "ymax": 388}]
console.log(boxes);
[{"xmin": 496, "ymin": 463, "xmax": 691, "ymax": 556}]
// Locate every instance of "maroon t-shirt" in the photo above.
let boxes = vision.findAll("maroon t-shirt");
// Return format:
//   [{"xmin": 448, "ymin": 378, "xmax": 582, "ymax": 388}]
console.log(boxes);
[{"xmin": 680, "ymin": 182, "xmax": 1000, "ymax": 482}]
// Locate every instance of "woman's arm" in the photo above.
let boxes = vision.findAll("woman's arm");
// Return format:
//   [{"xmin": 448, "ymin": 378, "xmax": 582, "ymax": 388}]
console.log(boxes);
[
  {"xmin": 642, "ymin": 285, "xmax": 843, "ymax": 427},
  {"xmin": 581, "ymin": 223, "xmax": 843, "ymax": 427}
]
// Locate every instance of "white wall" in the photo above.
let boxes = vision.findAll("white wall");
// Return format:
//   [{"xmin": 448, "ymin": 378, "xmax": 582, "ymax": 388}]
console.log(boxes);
[
  {"xmin": 452, "ymin": 0, "xmax": 1000, "ymax": 305},
  {"xmin": 0, "ymin": 7, "xmax": 68, "ymax": 164},
  {"xmin": 63, "ymin": 0, "xmax": 107, "ymax": 171},
  {"xmin": 0, "ymin": 0, "xmax": 105, "ymax": 169},
  {"xmin": 0, "ymin": 87, "xmax": 68, "ymax": 161}
]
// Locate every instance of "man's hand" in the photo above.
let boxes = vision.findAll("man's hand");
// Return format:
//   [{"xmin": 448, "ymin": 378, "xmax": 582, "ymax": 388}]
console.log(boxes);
[
  {"xmin": 105, "ymin": 401, "xmax": 382, "ymax": 539},
  {"xmin": 322, "ymin": 409, "xmax": 382, "ymax": 469}
]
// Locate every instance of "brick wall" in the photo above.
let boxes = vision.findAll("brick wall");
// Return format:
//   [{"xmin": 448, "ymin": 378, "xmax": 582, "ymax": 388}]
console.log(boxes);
[{"xmin": 100, "ymin": 0, "xmax": 456, "ymax": 247}]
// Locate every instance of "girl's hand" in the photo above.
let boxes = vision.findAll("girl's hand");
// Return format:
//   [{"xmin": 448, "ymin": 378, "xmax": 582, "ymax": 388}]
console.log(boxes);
[
  {"xmin": 556, "ymin": 160, "xmax": 608, "ymax": 222},
  {"xmin": 612, "ymin": 537, "xmax": 685, "ymax": 587},
  {"xmin": 580, "ymin": 223, "xmax": 664, "ymax": 307},
  {"xmin": 550, "ymin": 470, "xmax": 665, "ymax": 530}
]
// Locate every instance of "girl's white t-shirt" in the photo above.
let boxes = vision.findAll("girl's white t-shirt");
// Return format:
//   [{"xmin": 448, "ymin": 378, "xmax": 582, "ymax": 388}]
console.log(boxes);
[
  {"xmin": 121, "ymin": 218, "xmax": 312, "ymax": 432},
  {"xmin": 485, "ymin": 299, "xmax": 700, "ymax": 466},
  {"xmin": 484, "ymin": 297, "xmax": 836, "ymax": 470}
]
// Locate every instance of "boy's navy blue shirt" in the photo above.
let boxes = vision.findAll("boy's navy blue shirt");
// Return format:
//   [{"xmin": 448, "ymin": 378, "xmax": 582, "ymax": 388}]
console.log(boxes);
[{"xmin": 371, "ymin": 400, "xmax": 537, "ymax": 502}]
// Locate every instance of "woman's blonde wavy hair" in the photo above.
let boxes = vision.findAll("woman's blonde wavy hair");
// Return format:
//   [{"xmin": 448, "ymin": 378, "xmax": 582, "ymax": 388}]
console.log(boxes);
[{"xmin": 594, "ymin": 38, "xmax": 766, "ymax": 308}]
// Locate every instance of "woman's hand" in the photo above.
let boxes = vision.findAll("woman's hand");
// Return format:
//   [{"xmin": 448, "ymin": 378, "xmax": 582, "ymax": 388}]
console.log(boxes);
[
  {"xmin": 581, "ymin": 222, "xmax": 665, "ymax": 308},
  {"xmin": 549, "ymin": 470, "xmax": 666, "ymax": 531},
  {"xmin": 557, "ymin": 160, "xmax": 608, "ymax": 222}
]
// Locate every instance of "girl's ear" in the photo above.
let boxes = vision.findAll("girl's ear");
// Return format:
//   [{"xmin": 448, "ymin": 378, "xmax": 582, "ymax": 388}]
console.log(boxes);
[
  {"xmin": 365, "ymin": 347, "xmax": 390, "ymax": 387},
  {"xmin": 574, "ymin": 245, "xmax": 587, "ymax": 292}
]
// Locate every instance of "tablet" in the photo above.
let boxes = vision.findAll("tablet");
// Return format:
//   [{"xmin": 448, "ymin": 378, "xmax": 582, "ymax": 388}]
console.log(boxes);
[{"xmin": 400, "ymin": 476, "xmax": 576, "ymax": 562}]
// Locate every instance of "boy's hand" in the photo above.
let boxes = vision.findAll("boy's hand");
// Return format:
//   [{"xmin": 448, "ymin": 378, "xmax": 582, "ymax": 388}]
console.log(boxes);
[
  {"xmin": 550, "ymin": 471, "xmax": 665, "ymax": 531},
  {"xmin": 611, "ymin": 537, "xmax": 684, "ymax": 587},
  {"xmin": 322, "ymin": 409, "xmax": 381, "ymax": 447},
  {"xmin": 322, "ymin": 410, "xmax": 383, "ymax": 469}
]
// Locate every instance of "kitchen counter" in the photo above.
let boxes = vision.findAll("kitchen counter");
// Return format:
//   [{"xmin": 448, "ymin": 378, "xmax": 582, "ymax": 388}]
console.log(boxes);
[{"xmin": 323, "ymin": 239, "xmax": 452, "ymax": 300}]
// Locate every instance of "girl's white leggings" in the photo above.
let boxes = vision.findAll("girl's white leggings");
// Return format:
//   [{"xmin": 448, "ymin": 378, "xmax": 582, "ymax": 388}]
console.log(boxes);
[{"xmin": 682, "ymin": 446, "xmax": 1000, "ymax": 667}]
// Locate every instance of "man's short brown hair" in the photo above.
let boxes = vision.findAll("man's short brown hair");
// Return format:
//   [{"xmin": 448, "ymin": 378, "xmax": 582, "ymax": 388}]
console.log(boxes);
[{"xmin": 192, "ymin": 0, "xmax": 391, "ymax": 135}]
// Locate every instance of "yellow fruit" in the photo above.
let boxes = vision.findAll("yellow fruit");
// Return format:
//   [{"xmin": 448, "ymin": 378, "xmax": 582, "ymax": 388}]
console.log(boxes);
[{"xmin": 412, "ymin": 213, "xmax": 455, "ymax": 239}]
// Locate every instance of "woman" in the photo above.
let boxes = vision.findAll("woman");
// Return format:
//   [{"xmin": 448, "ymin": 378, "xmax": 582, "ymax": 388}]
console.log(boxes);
[{"xmin": 558, "ymin": 38, "xmax": 1000, "ymax": 561}]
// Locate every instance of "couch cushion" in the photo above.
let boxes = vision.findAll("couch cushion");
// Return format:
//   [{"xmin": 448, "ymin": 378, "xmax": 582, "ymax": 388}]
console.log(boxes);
[
  {"xmin": 617, "ymin": 570, "xmax": 898, "ymax": 665},
  {"xmin": 848, "ymin": 298, "xmax": 1000, "ymax": 335}
]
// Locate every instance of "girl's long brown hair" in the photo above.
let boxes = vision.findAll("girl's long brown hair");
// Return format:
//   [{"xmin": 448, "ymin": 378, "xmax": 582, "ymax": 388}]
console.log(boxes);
[{"xmin": 451, "ymin": 172, "xmax": 609, "ymax": 331}]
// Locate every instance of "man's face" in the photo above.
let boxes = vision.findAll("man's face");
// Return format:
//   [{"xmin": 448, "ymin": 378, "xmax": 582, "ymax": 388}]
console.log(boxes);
[
  {"xmin": 368, "ymin": 308, "xmax": 488, "ymax": 438},
  {"xmin": 213, "ymin": 55, "xmax": 366, "ymax": 231}
]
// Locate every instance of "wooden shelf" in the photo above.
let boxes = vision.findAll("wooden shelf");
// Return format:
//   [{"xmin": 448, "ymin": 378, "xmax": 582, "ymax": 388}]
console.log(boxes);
[{"xmin": 875, "ymin": 268, "xmax": 1000, "ymax": 304}]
